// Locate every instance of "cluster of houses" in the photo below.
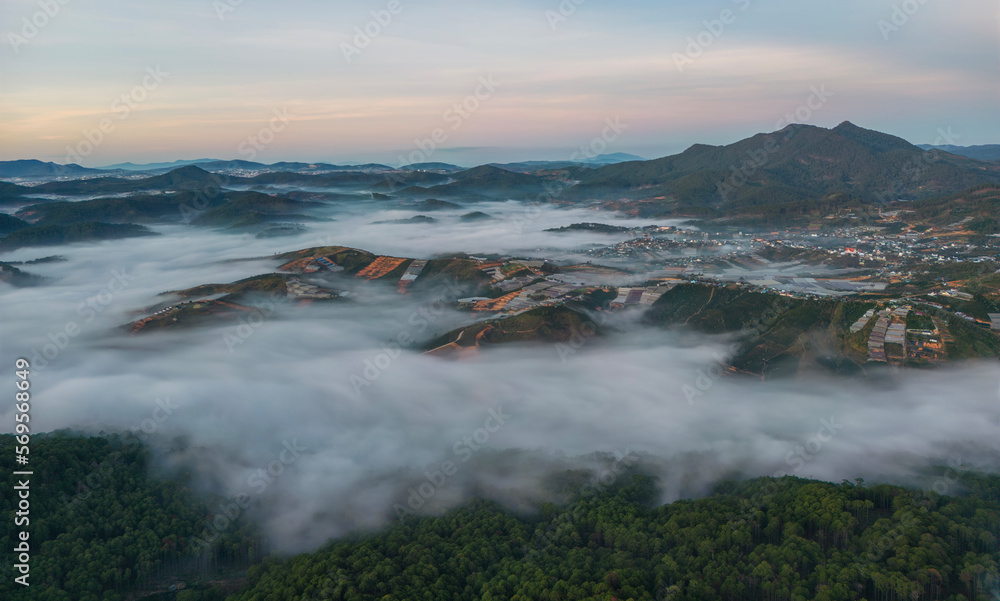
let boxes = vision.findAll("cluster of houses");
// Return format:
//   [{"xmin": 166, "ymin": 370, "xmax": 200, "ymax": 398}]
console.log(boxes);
[{"xmin": 128, "ymin": 294, "xmax": 248, "ymax": 334}]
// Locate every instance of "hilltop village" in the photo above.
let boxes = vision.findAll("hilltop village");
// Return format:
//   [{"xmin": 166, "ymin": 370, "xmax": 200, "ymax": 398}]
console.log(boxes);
[{"xmin": 120, "ymin": 209, "xmax": 1000, "ymax": 375}]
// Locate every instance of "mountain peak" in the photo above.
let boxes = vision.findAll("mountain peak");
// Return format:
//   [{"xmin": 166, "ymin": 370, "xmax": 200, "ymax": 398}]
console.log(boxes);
[
  {"xmin": 168, "ymin": 164, "xmax": 212, "ymax": 176},
  {"xmin": 0, "ymin": 160, "xmax": 97, "ymax": 178},
  {"xmin": 157, "ymin": 164, "xmax": 219, "ymax": 187},
  {"xmin": 161, "ymin": 165, "xmax": 217, "ymax": 181},
  {"xmin": 830, "ymin": 121, "xmax": 916, "ymax": 153},
  {"xmin": 833, "ymin": 120, "xmax": 861, "ymax": 131},
  {"xmin": 454, "ymin": 165, "xmax": 516, "ymax": 180}
]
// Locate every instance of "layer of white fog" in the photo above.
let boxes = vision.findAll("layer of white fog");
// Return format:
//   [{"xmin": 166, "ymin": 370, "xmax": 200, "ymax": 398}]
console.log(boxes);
[{"xmin": 1, "ymin": 200, "xmax": 998, "ymax": 554}]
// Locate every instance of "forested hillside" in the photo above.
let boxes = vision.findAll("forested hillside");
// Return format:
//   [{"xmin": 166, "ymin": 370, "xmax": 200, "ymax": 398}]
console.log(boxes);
[
  {"xmin": 0, "ymin": 433, "xmax": 261, "ymax": 601},
  {"xmin": 570, "ymin": 122, "xmax": 1000, "ymax": 220},
  {"xmin": 2, "ymin": 435, "xmax": 997, "ymax": 601},
  {"xmin": 231, "ymin": 473, "xmax": 999, "ymax": 601}
]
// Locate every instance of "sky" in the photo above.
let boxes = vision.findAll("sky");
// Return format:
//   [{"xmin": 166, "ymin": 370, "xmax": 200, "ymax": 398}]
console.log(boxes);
[{"xmin": 1, "ymin": 0, "xmax": 997, "ymax": 166}]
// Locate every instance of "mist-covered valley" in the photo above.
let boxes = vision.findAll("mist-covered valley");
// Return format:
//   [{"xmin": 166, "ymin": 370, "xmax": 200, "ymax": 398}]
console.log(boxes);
[{"xmin": 2, "ymin": 190, "xmax": 998, "ymax": 561}]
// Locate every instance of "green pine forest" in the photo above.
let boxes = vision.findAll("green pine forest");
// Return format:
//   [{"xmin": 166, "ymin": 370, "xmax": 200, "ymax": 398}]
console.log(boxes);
[
  {"xmin": 1, "ymin": 433, "xmax": 998, "ymax": 601},
  {"xmin": 0, "ymin": 433, "xmax": 261, "ymax": 601}
]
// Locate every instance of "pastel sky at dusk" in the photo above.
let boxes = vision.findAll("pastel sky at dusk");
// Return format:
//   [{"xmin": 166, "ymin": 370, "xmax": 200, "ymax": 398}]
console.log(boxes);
[{"xmin": 1, "ymin": 0, "xmax": 997, "ymax": 166}]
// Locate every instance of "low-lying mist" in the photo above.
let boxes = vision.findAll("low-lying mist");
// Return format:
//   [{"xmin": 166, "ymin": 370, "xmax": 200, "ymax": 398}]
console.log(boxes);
[{"xmin": 1, "ymin": 210, "xmax": 998, "ymax": 555}]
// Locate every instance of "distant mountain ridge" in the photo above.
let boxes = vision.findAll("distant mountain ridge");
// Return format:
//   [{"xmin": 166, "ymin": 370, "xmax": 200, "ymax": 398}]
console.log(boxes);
[
  {"xmin": 1, "ymin": 153, "xmax": 645, "ymax": 180},
  {"xmin": 568, "ymin": 121, "xmax": 1000, "ymax": 212},
  {"xmin": 0, "ymin": 159, "xmax": 399, "ymax": 179},
  {"xmin": 102, "ymin": 158, "xmax": 220, "ymax": 171},
  {"xmin": 392, "ymin": 164, "xmax": 552, "ymax": 200},
  {"xmin": 0, "ymin": 159, "xmax": 101, "ymax": 178},
  {"xmin": 917, "ymin": 144, "xmax": 1000, "ymax": 162},
  {"xmin": 2, "ymin": 123, "xmax": 997, "ymax": 223},
  {"xmin": 486, "ymin": 153, "xmax": 645, "ymax": 173}
]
